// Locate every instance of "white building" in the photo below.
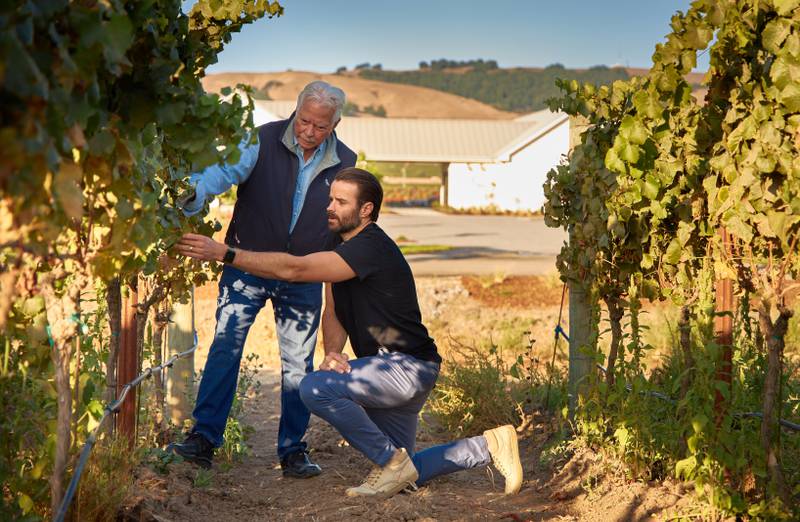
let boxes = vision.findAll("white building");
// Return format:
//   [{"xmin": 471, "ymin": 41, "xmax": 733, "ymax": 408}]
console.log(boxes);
[{"xmin": 252, "ymin": 100, "xmax": 569, "ymax": 212}]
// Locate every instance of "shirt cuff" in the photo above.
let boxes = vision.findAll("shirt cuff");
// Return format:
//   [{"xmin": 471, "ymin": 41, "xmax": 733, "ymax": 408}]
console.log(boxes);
[{"xmin": 182, "ymin": 183, "xmax": 207, "ymax": 217}]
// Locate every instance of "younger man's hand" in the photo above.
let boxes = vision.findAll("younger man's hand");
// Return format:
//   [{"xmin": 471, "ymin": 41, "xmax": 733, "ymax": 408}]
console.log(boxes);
[{"xmin": 320, "ymin": 352, "xmax": 350, "ymax": 373}]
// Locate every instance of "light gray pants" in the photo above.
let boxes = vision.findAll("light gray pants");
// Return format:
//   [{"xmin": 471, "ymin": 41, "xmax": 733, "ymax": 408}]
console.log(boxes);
[{"xmin": 299, "ymin": 350, "xmax": 491, "ymax": 484}]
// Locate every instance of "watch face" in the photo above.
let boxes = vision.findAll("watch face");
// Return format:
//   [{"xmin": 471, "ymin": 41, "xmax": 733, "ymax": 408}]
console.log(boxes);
[{"xmin": 224, "ymin": 248, "xmax": 236, "ymax": 263}]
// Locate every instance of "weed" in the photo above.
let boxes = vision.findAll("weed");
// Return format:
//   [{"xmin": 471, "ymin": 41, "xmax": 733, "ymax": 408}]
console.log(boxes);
[
  {"xmin": 193, "ymin": 469, "xmax": 213, "ymax": 489},
  {"xmin": 399, "ymin": 244, "xmax": 453, "ymax": 255},
  {"xmin": 477, "ymin": 272, "xmax": 508, "ymax": 289},
  {"xmin": 539, "ymin": 433, "xmax": 577, "ymax": 469},
  {"xmin": 426, "ymin": 338, "xmax": 525, "ymax": 436},
  {"xmin": 143, "ymin": 446, "xmax": 182, "ymax": 475},
  {"xmin": 71, "ymin": 438, "xmax": 140, "ymax": 522},
  {"xmin": 218, "ymin": 353, "xmax": 262, "ymax": 463}
]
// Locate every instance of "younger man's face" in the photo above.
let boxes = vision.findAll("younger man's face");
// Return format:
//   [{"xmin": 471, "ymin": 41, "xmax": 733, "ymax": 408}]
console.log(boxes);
[{"xmin": 327, "ymin": 180, "xmax": 363, "ymax": 234}]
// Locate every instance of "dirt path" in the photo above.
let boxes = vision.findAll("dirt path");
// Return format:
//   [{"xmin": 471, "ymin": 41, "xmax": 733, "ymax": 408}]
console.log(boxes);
[
  {"xmin": 122, "ymin": 275, "xmax": 700, "ymax": 521},
  {"xmin": 126, "ymin": 369, "xmax": 571, "ymax": 521},
  {"xmin": 125, "ymin": 372, "xmax": 571, "ymax": 522},
  {"xmin": 124, "ymin": 367, "xmax": 699, "ymax": 522}
]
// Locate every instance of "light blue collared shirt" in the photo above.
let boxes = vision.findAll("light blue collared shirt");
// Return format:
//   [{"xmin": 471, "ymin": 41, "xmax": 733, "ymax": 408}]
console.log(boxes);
[
  {"xmin": 184, "ymin": 127, "xmax": 330, "ymax": 233},
  {"xmin": 183, "ymin": 122, "xmax": 338, "ymax": 233},
  {"xmin": 183, "ymin": 135, "xmax": 260, "ymax": 216},
  {"xmin": 288, "ymin": 135, "xmax": 327, "ymax": 233}
]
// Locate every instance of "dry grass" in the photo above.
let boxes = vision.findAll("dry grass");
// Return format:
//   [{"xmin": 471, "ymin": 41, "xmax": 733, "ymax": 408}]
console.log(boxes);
[{"xmin": 201, "ymin": 71, "xmax": 518, "ymax": 119}]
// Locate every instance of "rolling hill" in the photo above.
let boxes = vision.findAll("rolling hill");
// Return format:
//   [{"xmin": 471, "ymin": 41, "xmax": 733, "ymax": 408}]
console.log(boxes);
[
  {"xmin": 201, "ymin": 71, "xmax": 519, "ymax": 119},
  {"xmin": 202, "ymin": 66, "xmax": 709, "ymax": 119}
]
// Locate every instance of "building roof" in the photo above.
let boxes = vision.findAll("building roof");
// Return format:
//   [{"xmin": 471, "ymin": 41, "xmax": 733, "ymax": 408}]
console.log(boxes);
[
  {"xmin": 253, "ymin": 101, "xmax": 568, "ymax": 164},
  {"xmin": 253, "ymin": 100, "xmax": 296, "ymax": 121}
]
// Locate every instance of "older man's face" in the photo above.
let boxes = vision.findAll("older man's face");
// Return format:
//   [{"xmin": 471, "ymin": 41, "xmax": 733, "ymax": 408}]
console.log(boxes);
[{"xmin": 293, "ymin": 100, "xmax": 337, "ymax": 155}]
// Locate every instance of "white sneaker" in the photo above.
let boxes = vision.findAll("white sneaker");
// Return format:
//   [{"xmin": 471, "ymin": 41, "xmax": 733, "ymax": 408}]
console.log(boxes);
[
  {"xmin": 484, "ymin": 425, "xmax": 523, "ymax": 494},
  {"xmin": 346, "ymin": 448, "xmax": 419, "ymax": 497}
]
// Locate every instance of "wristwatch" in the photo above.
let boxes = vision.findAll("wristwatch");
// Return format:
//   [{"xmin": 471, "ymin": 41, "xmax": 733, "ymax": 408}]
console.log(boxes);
[{"xmin": 223, "ymin": 247, "xmax": 236, "ymax": 264}]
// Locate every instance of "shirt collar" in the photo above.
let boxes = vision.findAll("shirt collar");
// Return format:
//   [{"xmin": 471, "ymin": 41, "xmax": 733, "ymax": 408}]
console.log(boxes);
[{"xmin": 291, "ymin": 132, "xmax": 327, "ymax": 161}]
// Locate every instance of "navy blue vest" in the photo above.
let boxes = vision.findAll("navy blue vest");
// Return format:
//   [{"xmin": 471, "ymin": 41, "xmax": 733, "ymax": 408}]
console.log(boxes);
[{"xmin": 224, "ymin": 117, "xmax": 356, "ymax": 255}]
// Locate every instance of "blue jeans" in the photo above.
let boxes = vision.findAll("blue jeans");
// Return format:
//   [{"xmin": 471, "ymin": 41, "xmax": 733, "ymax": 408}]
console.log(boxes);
[
  {"xmin": 299, "ymin": 350, "xmax": 491, "ymax": 485},
  {"xmin": 192, "ymin": 266, "xmax": 321, "ymax": 460}
]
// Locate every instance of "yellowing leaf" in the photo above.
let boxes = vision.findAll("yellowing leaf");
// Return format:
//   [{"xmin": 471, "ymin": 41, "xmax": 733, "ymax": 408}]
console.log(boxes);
[
  {"xmin": 770, "ymin": 54, "xmax": 800, "ymax": 90},
  {"xmin": 619, "ymin": 116, "xmax": 648, "ymax": 145},
  {"xmin": 773, "ymin": 0, "xmax": 800, "ymax": 16},
  {"xmin": 605, "ymin": 147, "xmax": 626, "ymax": 174},
  {"xmin": 665, "ymin": 237, "xmax": 682, "ymax": 264},
  {"xmin": 643, "ymin": 175, "xmax": 660, "ymax": 200},
  {"xmin": 779, "ymin": 82, "xmax": 800, "ymax": 112},
  {"xmin": 614, "ymin": 427, "xmax": 630, "ymax": 451},
  {"xmin": 762, "ymin": 18, "xmax": 792, "ymax": 53},
  {"xmin": 616, "ymin": 137, "xmax": 641, "ymax": 164},
  {"xmin": 18, "ymin": 493, "xmax": 34, "ymax": 514},
  {"xmin": 675, "ymin": 456, "xmax": 696, "ymax": 480},
  {"xmin": 691, "ymin": 413, "xmax": 708, "ymax": 433},
  {"xmin": 725, "ymin": 215, "xmax": 754, "ymax": 243},
  {"xmin": 633, "ymin": 90, "xmax": 662, "ymax": 119},
  {"xmin": 54, "ymin": 162, "xmax": 84, "ymax": 220}
]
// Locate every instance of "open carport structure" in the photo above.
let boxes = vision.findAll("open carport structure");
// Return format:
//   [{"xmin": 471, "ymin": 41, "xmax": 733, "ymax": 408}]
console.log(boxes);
[{"xmin": 254, "ymin": 100, "xmax": 569, "ymax": 213}]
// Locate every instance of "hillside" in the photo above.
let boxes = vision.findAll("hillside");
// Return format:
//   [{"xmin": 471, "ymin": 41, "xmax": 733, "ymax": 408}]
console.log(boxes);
[
  {"xmin": 357, "ymin": 63, "xmax": 631, "ymax": 113},
  {"xmin": 201, "ymin": 71, "xmax": 518, "ymax": 119},
  {"xmin": 354, "ymin": 61, "xmax": 708, "ymax": 113}
]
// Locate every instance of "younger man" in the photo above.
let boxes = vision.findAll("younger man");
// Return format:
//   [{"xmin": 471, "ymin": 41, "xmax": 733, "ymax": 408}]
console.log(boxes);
[{"xmin": 177, "ymin": 168, "xmax": 523, "ymax": 497}]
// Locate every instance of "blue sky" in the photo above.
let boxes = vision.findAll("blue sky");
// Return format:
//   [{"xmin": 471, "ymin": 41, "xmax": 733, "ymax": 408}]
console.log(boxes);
[{"xmin": 197, "ymin": 1, "xmax": 709, "ymax": 73}]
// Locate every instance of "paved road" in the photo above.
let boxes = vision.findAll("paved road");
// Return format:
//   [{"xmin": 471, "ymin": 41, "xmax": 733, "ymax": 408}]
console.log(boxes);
[{"xmin": 379, "ymin": 207, "xmax": 567, "ymax": 275}]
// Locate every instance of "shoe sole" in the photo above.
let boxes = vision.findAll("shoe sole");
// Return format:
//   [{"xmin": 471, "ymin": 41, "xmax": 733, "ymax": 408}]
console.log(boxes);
[
  {"xmin": 379, "ymin": 479, "xmax": 417, "ymax": 498},
  {"xmin": 497, "ymin": 426, "xmax": 523, "ymax": 494},
  {"xmin": 346, "ymin": 480, "xmax": 417, "ymax": 498},
  {"xmin": 169, "ymin": 445, "xmax": 212, "ymax": 470}
]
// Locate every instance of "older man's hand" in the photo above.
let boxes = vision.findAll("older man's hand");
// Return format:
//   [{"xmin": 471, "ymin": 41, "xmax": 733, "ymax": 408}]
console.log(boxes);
[{"xmin": 176, "ymin": 233, "xmax": 227, "ymax": 262}]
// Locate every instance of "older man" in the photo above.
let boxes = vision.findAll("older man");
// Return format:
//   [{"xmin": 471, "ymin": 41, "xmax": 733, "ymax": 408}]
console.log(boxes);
[
  {"xmin": 176, "ymin": 168, "xmax": 523, "ymax": 497},
  {"xmin": 170, "ymin": 81, "xmax": 356, "ymax": 478}
]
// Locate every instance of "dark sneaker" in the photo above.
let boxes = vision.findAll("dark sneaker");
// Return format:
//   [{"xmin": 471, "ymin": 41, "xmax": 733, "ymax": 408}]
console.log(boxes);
[
  {"xmin": 168, "ymin": 432, "xmax": 214, "ymax": 469},
  {"xmin": 280, "ymin": 450, "xmax": 322, "ymax": 478}
]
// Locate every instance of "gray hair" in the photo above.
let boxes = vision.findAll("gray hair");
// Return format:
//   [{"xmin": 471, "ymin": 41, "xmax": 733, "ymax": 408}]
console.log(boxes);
[{"xmin": 296, "ymin": 80, "xmax": 346, "ymax": 123}]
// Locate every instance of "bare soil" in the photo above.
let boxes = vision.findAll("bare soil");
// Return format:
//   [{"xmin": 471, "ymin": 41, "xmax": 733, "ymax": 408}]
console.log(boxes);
[
  {"xmin": 122, "ymin": 373, "xmax": 699, "ymax": 522},
  {"xmin": 122, "ymin": 275, "xmax": 708, "ymax": 521},
  {"xmin": 461, "ymin": 276, "xmax": 565, "ymax": 310}
]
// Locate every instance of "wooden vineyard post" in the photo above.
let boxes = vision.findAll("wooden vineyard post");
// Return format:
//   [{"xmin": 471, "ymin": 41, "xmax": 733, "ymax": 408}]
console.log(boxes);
[
  {"xmin": 166, "ymin": 288, "xmax": 196, "ymax": 429},
  {"xmin": 116, "ymin": 279, "xmax": 139, "ymax": 443},
  {"xmin": 714, "ymin": 228, "xmax": 734, "ymax": 424},
  {"xmin": 567, "ymin": 115, "xmax": 594, "ymax": 419},
  {"xmin": 568, "ymin": 284, "xmax": 594, "ymax": 418}
]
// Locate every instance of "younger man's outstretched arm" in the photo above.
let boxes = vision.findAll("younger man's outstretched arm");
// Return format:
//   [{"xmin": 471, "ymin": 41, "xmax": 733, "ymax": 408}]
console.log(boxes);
[{"xmin": 176, "ymin": 233, "xmax": 355, "ymax": 283}]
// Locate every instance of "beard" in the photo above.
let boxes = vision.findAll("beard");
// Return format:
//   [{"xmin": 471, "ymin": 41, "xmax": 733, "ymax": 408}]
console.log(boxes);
[{"xmin": 328, "ymin": 208, "xmax": 361, "ymax": 234}]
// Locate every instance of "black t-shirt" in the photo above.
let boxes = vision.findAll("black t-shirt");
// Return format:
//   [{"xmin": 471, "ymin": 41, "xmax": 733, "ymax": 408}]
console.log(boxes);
[{"xmin": 332, "ymin": 223, "xmax": 441, "ymax": 363}]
